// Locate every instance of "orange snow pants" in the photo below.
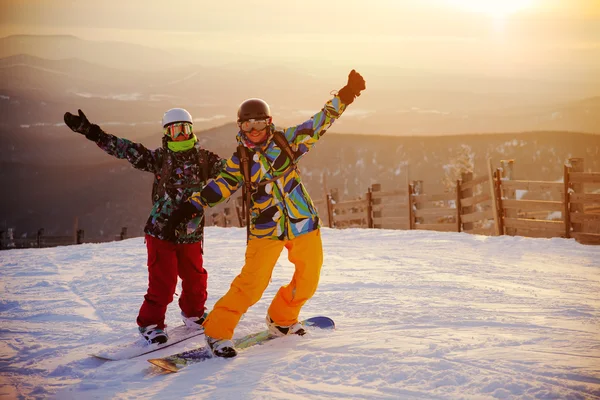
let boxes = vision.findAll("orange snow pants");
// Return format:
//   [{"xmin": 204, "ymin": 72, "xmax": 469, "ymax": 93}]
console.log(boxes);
[{"xmin": 203, "ymin": 229, "xmax": 323, "ymax": 340}]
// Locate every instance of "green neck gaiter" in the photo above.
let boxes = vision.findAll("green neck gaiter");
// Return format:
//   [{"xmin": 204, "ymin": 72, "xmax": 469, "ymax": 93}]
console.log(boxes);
[{"xmin": 167, "ymin": 135, "xmax": 197, "ymax": 152}]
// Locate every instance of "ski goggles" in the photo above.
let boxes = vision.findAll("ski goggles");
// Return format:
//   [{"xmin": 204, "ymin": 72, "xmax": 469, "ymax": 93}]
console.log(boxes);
[
  {"xmin": 238, "ymin": 118, "xmax": 271, "ymax": 133},
  {"xmin": 164, "ymin": 122, "xmax": 193, "ymax": 140}
]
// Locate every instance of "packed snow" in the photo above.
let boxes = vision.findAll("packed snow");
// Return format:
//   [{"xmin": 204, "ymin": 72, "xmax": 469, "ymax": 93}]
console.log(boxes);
[{"xmin": 1, "ymin": 227, "xmax": 599, "ymax": 399}]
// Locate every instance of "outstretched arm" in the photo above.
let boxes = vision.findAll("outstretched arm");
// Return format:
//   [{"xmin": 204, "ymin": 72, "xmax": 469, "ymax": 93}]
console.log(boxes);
[
  {"xmin": 190, "ymin": 150, "xmax": 244, "ymax": 208},
  {"xmin": 64, "ymin": 109, "xmax": 160, "ymax": 173},
  {"xmin": 284, "ymin": 70, "xmax": 366, "ymax": 160}
]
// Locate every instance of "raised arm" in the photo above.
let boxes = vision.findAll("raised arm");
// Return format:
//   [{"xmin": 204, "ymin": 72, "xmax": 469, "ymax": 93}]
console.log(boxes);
[
  {"xmin": 283, "ymin": 70, "xmax": 366, "ymax": 161},
  {"xmin": 64, "ymin": 109, "xmax": 160, "ymax": 173}
]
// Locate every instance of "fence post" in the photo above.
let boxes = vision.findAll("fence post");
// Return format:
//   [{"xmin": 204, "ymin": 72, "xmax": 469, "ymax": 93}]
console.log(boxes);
[
  {"xmin": 371, "ymin": 183, "xmax": 382, "ymax": 228},
  {"xmin": 37, "ymin": 228, "xmax": 44, "ymax": 248},
  {"xmin": 563, "ymin": 162, "xmax": 572, "ymax": 238},
  {"xmin": 366, "ymin": 187, "xmax": 374, "ymax": 229},
  {"xmin": 408, "ymin": 183, "xmax": 415, "ymax": 230},
  {"xmin": 460, "ymin": 172, "xmax": 473, "ymax": 231},
  {"xmin": 494, "ymin": 168, "xmax": 505, "ymax": 235},
  {"xmin": 455, "ymin": 179, "xmax": 462, "ymax": 232},
  {"xmin": 77, "ymin": 229, "xmax": 85, "ymax": 244},
  {"xmin": 326, "ymin": 193, "xmax": 334, "ymax": 228},
  {"xmin": 487, "ymin": 158, "xmax": 501, "ymax": 236},
  {"xmin": 120, "ymin": 227, "xmax": 128, "ymax": 240},
  {"xmin": 569, "ymin": 158, "xmax": 585, "ymax": 235},
  {"xmin": 500, "ymin": 160, "xmax": 516, "ymax": 235}
]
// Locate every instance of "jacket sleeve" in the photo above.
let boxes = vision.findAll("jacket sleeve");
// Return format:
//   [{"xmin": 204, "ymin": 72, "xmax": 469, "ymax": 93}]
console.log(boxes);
[
  {"xmin": 94, "ymin": 129, "xmax": 160, "ymax": 173},
  {"xmin": 189, "ymin": 150, "xmax": 243, "ymax": 209},
  {"xmin": 205, "ymin": 150, "xmax": 227, "ymax": 180},
  {"xmin": 283, "ymin": 95, "xmax": 347, "ymax": 161}
]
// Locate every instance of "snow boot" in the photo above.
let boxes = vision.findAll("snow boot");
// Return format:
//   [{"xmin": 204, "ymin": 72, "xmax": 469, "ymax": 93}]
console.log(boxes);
[
  {"xmin": 206, "ymin": 336, "xmax": 237, "ymax": 358},
  {"xmin": 266, "ymin": 315, "xmax": 306, "ymax": 337},
  {"xmin": 181, "ymin": 311, "xmax": 206, "ymax": 331},
  {"xmin": 139, "ymin": 324, "xmax": 168, "ymax": 345}
]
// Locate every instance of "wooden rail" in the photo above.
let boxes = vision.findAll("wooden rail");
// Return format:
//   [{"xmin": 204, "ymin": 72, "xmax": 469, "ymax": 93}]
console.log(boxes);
[{"xmin": 204, "ymin": 158, "xmax": 597, "ymax": 245}]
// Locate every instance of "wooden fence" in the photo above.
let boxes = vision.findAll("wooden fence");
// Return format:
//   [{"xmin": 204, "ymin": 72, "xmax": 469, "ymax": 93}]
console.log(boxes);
[
  {"xmin": 266, "ymin": 157, "xmax": 597, "ymax": 245},
  {"xmin": 373, "ymin": 185, "xmax": 410, "ymax": 229},
  {"xmin": 0, "ymin": 227, "xmax": 129, "ymax": 250},
  {"xmin": 213, "ymin": 157, "xmax": 599, "ymax": 245},
  {"xmin": 565, "ymin": 158, "xmax": 600, "ymax": 244},
  {"xmin": 315, "ymin": 171, "xmax": 497, "ymax": 235},
  {"xmin": 484, "ymin": 158, "xmax": 600, "ymax": 244},
  {"xmin": 495, "ymin": 159, "xmax": 567, "ymax": 238}
]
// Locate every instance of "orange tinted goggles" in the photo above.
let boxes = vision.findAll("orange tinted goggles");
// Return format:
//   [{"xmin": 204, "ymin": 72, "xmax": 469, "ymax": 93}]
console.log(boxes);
[
  {"xmin": 239, "ymin": 118, "xmax": 270, "ymax": 133},
  {"xmin": 164, "ymin": 122, "xmax": 193, "ymax": 140}
]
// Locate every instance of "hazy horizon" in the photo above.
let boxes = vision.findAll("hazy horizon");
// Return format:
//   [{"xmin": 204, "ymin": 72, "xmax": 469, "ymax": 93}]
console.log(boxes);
[
  {"xmin": 2, "ymin": 0, "xmax": 599, "ymax": 83},
  {"xmin": 1, "ymin": 0, "xmax": 599, "ymax": 138}
]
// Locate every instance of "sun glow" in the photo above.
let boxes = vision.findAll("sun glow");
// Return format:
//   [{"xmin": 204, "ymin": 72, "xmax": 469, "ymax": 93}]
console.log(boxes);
[{"xmin": 443, "ymin": 0, "xmax": 535, "ymax": 17}]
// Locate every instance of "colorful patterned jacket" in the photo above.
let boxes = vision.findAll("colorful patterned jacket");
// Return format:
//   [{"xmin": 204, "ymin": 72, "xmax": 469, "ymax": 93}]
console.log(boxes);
[
  {"xmin": 190, "ymin": 95, "xmax": 348, "ymax": 241},
  {"xmin": 94, "ymin": 132, "xmax": 224, "ymax": 243}
]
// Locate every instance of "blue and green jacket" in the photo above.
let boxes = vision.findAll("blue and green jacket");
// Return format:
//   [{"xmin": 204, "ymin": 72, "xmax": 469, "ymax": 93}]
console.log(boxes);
[{"xmin": 190, "ymin": 95, "xmax": 348, "ymax": 241}]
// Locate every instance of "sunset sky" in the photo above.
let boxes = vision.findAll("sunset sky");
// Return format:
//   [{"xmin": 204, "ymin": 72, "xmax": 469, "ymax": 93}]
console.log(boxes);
[{"xmin": 1, "ymin": 0, "xmax": 599, "ymax": 79}]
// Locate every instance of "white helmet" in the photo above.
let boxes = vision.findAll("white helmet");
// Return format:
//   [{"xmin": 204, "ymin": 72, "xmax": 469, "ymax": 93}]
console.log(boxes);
[{"xmin": 162, "ymin": 108, "xmax": 193, "ymax": 127}]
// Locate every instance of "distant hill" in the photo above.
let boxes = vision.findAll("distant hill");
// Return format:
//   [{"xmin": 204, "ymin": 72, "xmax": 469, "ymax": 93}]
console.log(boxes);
[
  {"xmin": 0, "ymin": 35, "xmax": 181, "ymax": 71},
  {"xmin": 1, "ymin": 36, "xmax": 600, "ymax": 135},
  {"xmin": 1, "ymin": 58, "xmax": 599, "ymax": 135}
]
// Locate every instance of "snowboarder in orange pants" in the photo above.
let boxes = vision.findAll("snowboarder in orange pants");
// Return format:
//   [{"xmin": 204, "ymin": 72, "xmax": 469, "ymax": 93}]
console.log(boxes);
[{"xmin": 167, "ymin": 70, "xmax": 366, "ymax": 357}]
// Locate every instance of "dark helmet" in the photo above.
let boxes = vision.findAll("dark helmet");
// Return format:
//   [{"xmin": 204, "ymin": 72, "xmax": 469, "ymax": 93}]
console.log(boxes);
[{"xmin": 237, "ymin": 98, "xmax": 271, "ymax": 122}]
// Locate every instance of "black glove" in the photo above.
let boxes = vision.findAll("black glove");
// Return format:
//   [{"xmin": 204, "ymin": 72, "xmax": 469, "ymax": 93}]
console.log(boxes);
[
  {"xmin": 64, "ymin": 109, "xmax": 101, "ymax": 141},
  {"xmin": 337, "ymin": 70, "xmax": 366, "ymax": 105},
  {"xmin": 164, "ymin": 201, "xmax": 200, "ymax": 241}
]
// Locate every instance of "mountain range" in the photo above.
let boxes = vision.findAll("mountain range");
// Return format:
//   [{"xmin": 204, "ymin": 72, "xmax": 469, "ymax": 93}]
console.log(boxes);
[
  {"xmin": 1, "ymin": 34, "xmax": 599, "ymax": 240},
  {"xmin": 1, "ymin": 35, "xmax": 600, "ymax": 135}
]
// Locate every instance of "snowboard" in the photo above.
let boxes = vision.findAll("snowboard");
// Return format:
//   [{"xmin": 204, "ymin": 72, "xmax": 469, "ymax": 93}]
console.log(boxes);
[
  {"xmin": 148, "ymin": 316, "xmax": 335, "ymax": 372},
  {"xmin": 91, "ymin": 324, "xmax": 205, "ymax": 361}
]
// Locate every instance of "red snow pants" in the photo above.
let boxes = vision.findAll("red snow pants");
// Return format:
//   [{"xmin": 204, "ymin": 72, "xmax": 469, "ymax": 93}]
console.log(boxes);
[{"xmin": 136, "ymin": 234, "xmax": 208, "ymax": 329}]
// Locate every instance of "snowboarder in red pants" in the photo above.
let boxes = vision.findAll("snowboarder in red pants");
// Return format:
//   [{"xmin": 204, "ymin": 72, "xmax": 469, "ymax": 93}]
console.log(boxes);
[{"xmin": 64, "ymin": 108, "xmax": 224, "ymax": 344}]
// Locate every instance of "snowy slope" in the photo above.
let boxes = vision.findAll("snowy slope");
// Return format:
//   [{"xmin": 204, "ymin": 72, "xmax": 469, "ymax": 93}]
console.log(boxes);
[{"xmin": 1, "ymin": 227, "xmax": 599, "ymax": 399}]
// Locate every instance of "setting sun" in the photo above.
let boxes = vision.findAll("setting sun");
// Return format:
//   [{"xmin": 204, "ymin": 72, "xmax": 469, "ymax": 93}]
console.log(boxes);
[{"xmin": 443, "ymin": 0, "xmax": 535, "ymax": 17}]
